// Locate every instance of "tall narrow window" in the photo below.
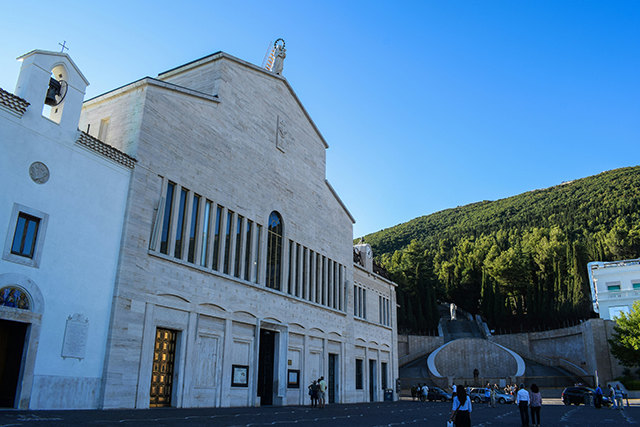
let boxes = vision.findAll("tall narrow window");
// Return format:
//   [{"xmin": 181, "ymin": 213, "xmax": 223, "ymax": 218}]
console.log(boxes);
[
  {"xmin": 266, "ymin": 211, "xmax": 283, "ymax": 290},
  {"xmin": 98, "ymin": 117, "xmax": 110, "ymax": 141},
  {"xmin": 212, "ymin": 206, "xmax": 222, "ymax": 271},
  {"xmin": 363, "ymin": 288, "xmax": 367, "ymax": 319},
  {"xmin": 331, "ymin": 261, "xmax": 337, "ymax": 308},
  {"xmin": 302, "ymin": 248, "xmax": 308, "ymax": 300},
  {"xmin": 200, "ymin": 201, "xmax": 211, "ymax": 267},
  {"xmin": 174, "ymin": 188, "xmax": 188, "ymax": 259},
  {"xmin": 234, "ymin": 215, "xmax": 243, "ymax": 278},
  {"xmin": 11, "ymin": 213, "xmax": 40, "ymax": 258},
  {"xmin": 254, "ymin": 224, "xmax": 262, "ymax": 284},
  {"xmin": 308, "ymin": 250, "xmax": 315, "ymax": 302},
  {"xmin": 296, "ymin": 244, "xmax": 301, "ymax": 297},
  {"xmin": 244, "ymin": 220, "xmax": 253, "ymax": 281},
  {"xmin": 160, "ymin": 182, "xmax": 175, "ymax": 255},
  {"xmin": 187, "ymin": 195, "xmax": 200, "ymax": 263},
  {"xmin": 322, "ymin": 257, "xmax": 326, "ymax": 305},
  {"xmin": 318, "ymin": 257, "xmax": 323, "ymax": 305},
  {"xmin": 288, "ymin": 240, "xmax": 294, "ymax": 294},
  {"xmin": 223, "ymin": 211, "xmax": 233, "ymax": 274},
  {"xmin": 338, "ymin": 265, "xmax": 343, "ymax": 311}
]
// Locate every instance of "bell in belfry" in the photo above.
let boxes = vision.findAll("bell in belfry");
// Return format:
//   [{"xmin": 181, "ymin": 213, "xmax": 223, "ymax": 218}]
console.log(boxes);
[{"xmin": 44, "ymin": 77, "xmax": 62, "ymax": 106}]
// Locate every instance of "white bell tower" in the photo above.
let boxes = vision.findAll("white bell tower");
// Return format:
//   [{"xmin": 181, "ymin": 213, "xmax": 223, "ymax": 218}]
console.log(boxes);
[{"xmin": 14, "ymin": 50, "xmax": 89, "ymax": 138}]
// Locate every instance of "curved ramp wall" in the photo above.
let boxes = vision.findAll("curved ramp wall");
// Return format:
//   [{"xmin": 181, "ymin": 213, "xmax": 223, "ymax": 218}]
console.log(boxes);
[{"xmin": 428, "ymin": 338, "xmax": 525, "ymax": 379}]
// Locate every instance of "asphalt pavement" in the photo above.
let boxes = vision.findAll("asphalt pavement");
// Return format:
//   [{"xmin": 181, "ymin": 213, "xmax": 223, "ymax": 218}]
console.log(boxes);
[{"xmin": 0, "ymin": 397, "xmax": 637, "ymax": 427}]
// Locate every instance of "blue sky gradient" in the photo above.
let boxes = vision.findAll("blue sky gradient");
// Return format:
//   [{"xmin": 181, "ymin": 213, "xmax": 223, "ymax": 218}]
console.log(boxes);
[{"xmin": 1, "ymin": 1, "xmax": 638, "ymax": 238}]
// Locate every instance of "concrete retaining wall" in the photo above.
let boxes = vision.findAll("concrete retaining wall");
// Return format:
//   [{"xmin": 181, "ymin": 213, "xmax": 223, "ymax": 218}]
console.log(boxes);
[
  {"xmin": 401, "ymin": 318, "xmax": 626, "ymax": 385},
  {"xmin": 398, "ymin": 334, "xmax": 444, "ymax": 366}
]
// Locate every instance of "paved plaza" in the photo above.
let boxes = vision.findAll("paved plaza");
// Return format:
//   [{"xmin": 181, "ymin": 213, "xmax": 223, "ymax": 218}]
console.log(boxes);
[{"xmin": 0, "ymin": 398, "xmax": 637, "ymax": 427}]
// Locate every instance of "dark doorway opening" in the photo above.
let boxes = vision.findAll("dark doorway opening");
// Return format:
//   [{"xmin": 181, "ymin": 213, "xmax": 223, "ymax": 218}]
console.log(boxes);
[
  {"xmin": 257, "ymin": 329, "xmax": 275, "ymax": 406},
  {"xmin": 0, "ymin": 319, "xmax": 28, "ymax": 408},
  {"xmin": 369, "ymin": 359, "xmax": 376, "ymax": 402},
  {"xmin": 328, "ymin": 353, "xmax": 337, "ymax": 403},
  {"xmin": 149, "ymin": 328, "xmax": 177, "ymax": 407}
]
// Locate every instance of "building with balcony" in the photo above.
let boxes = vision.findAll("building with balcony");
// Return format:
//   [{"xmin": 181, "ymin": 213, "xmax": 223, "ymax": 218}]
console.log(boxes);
[{"xmin": 588, "ymin": 258, "xmax": 640, "ymax": 320}]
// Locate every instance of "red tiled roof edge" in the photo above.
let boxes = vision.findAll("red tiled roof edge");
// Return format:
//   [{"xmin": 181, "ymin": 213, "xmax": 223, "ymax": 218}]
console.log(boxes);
[
  {"xmin": 76, "ymin": 131, "xmax": 137, "ymax": 169},
  {"xmin": 0, "ymin": 88, "xmax": 30, "ymax": 116}
]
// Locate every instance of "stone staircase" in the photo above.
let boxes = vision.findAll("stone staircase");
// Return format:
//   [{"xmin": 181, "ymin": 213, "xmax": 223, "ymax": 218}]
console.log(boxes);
[{"xmin": 439, "ymin": 304, "xmax": 484, "ymax": 342}]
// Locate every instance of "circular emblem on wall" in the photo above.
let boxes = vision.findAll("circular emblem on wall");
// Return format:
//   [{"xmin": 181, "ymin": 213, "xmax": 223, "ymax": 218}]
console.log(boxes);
[{"xmin": 29, "ymin": 161, "xmax": 49, "ymax": 184}]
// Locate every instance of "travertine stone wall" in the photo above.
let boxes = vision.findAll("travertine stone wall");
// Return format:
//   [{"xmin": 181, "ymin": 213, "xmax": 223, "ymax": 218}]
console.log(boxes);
[{"xmin": 80, "ymin": 53, "xmax": 397, "ymax": 409}]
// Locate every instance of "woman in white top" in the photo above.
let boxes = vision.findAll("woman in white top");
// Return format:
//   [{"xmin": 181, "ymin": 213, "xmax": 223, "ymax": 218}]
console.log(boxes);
[{"xmin": 450, "ymin": 386, "xmax": 472, "ymax": 427}]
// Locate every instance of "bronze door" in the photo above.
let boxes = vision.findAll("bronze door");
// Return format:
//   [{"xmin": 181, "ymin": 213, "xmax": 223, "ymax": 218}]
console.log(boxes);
[{"xmin": 149, "ymin": 328, "xmax": 177, "ymax": 407}]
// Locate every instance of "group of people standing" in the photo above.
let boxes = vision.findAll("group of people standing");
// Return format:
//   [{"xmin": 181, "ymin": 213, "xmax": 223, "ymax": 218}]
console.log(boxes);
[
  {"xmin": 482, "ymin": 383, "xmax": 502, "ymax": 408},
  {"xmin": 593, "ymin": 383, "xmax": 626, "ymax": 409},
  {"xmin": 514, "ymin": 383, "xmax": 543, "ymax": 427},
  {"xmin": 448, "ymin": 383, "xmax": 542, "ymax": 427},
  {"xmin": 308, "ymin": 376, "xmax": 327, "ymax": 408},
  {"xmin": 410, "ymin": 383, "xmax": 430, "ymax": 401}
]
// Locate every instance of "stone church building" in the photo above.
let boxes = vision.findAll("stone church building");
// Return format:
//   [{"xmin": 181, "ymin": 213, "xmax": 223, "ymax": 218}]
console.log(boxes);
[{"xmin": 76, "ymin": 50, "xmax": 397, "ymax": 409}]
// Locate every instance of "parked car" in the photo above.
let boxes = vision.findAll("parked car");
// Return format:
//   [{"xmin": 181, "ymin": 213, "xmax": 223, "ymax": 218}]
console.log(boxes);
[
  {"xmin": 427, "ymin": 386, "xmax": 452, "ymax": 402},
  {"xmin": 469, "ymin": 387, "xmax": 515, "ymax": 404},
  {"xmin": 561, "ymin": 387, "xmax": 612, "ymax": 406}
]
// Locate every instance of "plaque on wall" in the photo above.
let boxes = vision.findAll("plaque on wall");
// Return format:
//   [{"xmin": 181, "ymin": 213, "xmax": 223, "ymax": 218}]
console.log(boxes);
[
  {"xmin": 61, "ymin": 313, "xmax": 89, "ymax": 360},
  {"xmin": 231, "ymin": 365, "xmax": 249, "ymax": 387},
  {"xmin": 29, "ymin": 161, "xmax": 50, "ymax": 184}
]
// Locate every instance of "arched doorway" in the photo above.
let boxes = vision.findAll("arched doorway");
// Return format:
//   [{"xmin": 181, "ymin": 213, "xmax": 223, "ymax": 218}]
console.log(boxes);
[{"xmin": 0, "ymin": 274, "xmax": 44, "ymax": 409}]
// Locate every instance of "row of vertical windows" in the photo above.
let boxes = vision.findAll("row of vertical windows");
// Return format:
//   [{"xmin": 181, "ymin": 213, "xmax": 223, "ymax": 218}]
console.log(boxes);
[
  {"xmin": 154, "ymin": 180, "xmax": 344, "ymax": 312},
  {"xmin": 379, "ymin": 295, "xmax": 390, "ymax": 326},
  {"xmin": 354, "ymin": 284, "xmax": 366, "ymax": 319},
  {"xmin": 285, "ymin": 240, "xmax": 346, "ymax": 310},
  {"xmin": 156, "ymin": 181, "xmax": 261, "ymax": 284}
]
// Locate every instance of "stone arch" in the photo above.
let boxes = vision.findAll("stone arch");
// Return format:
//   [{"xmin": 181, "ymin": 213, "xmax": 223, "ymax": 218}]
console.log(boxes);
[{"xmin": 0, "ymin": 272, "xmax": 44, "ymax": 314}]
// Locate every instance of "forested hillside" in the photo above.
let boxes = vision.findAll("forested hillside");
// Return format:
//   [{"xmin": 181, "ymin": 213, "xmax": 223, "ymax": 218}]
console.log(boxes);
[{"xmin": 363, "ymin": 166, "xmax": 640, "ymax": 334}]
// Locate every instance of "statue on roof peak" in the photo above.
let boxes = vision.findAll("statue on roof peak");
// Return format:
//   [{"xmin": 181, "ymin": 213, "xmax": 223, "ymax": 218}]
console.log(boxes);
[{"xmin": 272, "ymin": 39, "xmax": 286, "ymax": 75}]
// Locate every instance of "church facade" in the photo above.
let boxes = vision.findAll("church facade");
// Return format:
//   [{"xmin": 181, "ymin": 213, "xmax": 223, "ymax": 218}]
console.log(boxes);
[
  {"xmin": 78, "ymin": 51, "xmax": 398, "ymax": 409},
  {"xmin": 0, "ymin": 50, "xmax": 133, "ymax": 409}
]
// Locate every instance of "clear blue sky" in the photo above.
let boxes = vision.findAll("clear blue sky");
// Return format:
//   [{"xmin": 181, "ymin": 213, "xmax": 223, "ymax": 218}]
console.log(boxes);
[{"xmin": 2, "ymin": 1, "xmax": 638, "ymax": 239}]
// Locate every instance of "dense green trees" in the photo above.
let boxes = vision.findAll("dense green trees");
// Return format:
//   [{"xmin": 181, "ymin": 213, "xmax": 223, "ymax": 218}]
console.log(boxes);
[{"xmin": 364, "ymin": 166, "xmax": 640, "ymax": 333}]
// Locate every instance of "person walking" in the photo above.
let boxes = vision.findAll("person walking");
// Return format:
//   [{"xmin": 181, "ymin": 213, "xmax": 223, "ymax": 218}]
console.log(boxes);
[
  {"xmin": 450, "ymin": 386, "xmax": 472, "ymax": 427},
  {"xmin": 529, "ymin": 383, "xmax": 542, "ymax": 427},
  {"xmin": 609, "ymin": 385, "xmax": 617, "ymax": 409},
  {"xmin": 615, "ymin": 385, "xmax": 624, "ymax": 410},
  {"xmin": 318, "ymin": 376, "xmax": 327, "ymax": 408},
  {"xmin": 516, "ymin": 383, "xmax": 530, "ymax": 427}
]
